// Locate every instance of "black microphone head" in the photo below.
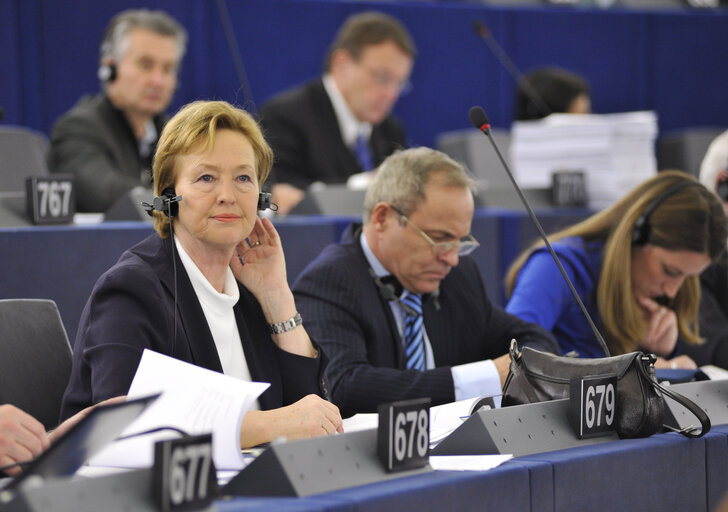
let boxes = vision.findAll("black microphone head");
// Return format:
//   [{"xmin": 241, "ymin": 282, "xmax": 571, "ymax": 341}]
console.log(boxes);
[
  {"xmin": 472, "ymin": 19, "xmax": 490, "ymax": 39},
  {"xmin": 469, "ymin": 106, "xmax": 490, "ymax": 133},
  {"xmin": 0, "ymin": 106, "xmax": 5, "ymax": 122}
]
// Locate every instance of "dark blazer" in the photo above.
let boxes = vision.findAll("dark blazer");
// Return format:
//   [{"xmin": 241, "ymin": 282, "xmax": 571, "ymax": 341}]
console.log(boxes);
[
  {"xmin": 49, "ymin": 93, "xmax": 167, "ymax": 212},
  {"xmin": 60, "ymin": 234, "xmax": 326, "ymax": 421},
  {"xmin": 292, "ymin": 225, "xmax": 557, "ymax": 417},
  {"xmin": 258, "ymin": 78, "xmax": 406, "ymax": 189},
  {"xmin": 680, "ymin": 254, "xmax": 728, "ymax": 368}
]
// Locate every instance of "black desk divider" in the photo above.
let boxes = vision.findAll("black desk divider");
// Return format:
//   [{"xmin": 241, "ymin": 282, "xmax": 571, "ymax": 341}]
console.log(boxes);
[
  {"xmin": 223, "ymin": 428, "xmax": 431, "ymax": 497},
  {"xmin": 0, "ymin": 468, "xmax": 218, "ymax": 512},
  {"xmin": 663, "ymin": 380, "xmax": 728, "ymax": 431},
  {"xmin": 432, "ymin": 398, "xmax": 618, "ymax": 457}
]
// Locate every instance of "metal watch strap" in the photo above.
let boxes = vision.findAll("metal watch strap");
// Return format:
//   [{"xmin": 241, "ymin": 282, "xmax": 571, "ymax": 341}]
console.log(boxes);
[{"xmin": 268, "ymin": 312, "xmax": 302, "ymax": 334}]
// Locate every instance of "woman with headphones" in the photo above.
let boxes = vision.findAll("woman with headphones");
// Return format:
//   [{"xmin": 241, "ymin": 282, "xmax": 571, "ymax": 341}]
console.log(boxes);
[
  {"xmin": 61, "ymin": 101, "xmax": 343, "ymax": 447},
  {"xmin": 505, "ymin": 171, "xmax": 727, "ymax": 368}
]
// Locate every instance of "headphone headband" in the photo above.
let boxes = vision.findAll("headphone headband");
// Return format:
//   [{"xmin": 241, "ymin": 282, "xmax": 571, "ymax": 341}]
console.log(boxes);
[{"xmin": 631, "ymin": 180, "xmax": 702, "ymax": 246}]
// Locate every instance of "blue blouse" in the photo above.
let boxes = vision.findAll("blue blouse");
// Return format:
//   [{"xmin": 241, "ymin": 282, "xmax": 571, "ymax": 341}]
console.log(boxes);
[{"xmin": 505, "ymin": 236, "xmax": 608, "ymax": 358}]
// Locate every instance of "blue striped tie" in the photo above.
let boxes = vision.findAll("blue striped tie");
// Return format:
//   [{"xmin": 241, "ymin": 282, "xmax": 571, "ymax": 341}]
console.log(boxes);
[{"xmin": 401, "ymin": 292, "xmax": 425, "ymax": 371}]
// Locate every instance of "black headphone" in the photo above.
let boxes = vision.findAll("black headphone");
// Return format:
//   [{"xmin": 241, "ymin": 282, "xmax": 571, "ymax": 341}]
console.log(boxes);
[
  {"xmin": 142, "ymin": 187, "xmax": 182, "ymax": 218},
  {"xmin": 258, "ymin": 192, "xmax": 275, "ymax": 211},
  {"xmin": 717, "ymin": 173, "xmax": 728, "ymax": 202},
  {"xmin": 631, "ymin": 180, "xmax": 702, "ymax": 245},
  {"xmin": 97, "ymin": 62, "xmax": 117, "ymax": 82},
  {"xmin": 368, "ymin": 268, "xmax": 439, "ymax": 313}
]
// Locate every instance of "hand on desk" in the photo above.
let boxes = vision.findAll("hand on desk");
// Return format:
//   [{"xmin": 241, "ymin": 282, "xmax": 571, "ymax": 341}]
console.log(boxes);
[
  {"xmin": 0, "ymin": 405, "xmax": 49, "ymax": 475},
  {"xmin": 0, "ymin": 397, "xmax": 128, "ymax": 475},
  {"xmin": 494, "ymin": 353, "xmax": 511, "ymax": 389},
  {"xmin": 240, "ymin": 394, "xmax": 343, "ymax": 449},
  {"xmin": 654, "ymin": 354, "xmax": 697, "ymax": 370}
]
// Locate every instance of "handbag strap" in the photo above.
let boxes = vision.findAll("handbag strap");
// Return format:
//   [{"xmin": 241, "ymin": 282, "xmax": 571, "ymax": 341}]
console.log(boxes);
[
  {"xmin": 637, "ymin": 356, "xmax": 711, "ymax": 438},
  {"xmin": 507, "ymin": 340, "xmax": 543, "ymax": 404}
]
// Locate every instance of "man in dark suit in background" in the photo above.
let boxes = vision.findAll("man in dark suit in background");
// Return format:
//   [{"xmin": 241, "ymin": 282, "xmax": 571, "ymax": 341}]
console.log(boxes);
[
  {"xmin": 258, "ymin": 12, "xmax": 415, "ymax": 214},
  {"xmin": 49, "ymin": 9, "xmax": 186, "ymax": 213},
  {"xmin": 293, "ymin": 147, "xmax": 557, "ymax": 417}
]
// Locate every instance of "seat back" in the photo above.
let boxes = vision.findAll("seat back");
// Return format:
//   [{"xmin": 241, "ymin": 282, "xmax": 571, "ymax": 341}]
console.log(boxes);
[
  {"xmin": 0, "ymin": 126, "xmax": 50, "ymax": 193},
  {"xmin": 0, "ymin": 299, "xmax": 72, "ymax": 430},
  {"xmin": 436, "ymin": 127, "xmax": 512, "ymax": 190}
]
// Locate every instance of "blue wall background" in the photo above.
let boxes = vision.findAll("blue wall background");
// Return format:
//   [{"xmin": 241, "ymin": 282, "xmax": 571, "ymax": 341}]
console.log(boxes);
[{"xmin": 1, "ymin": 0, "xmax": 727, "ymax": 148}]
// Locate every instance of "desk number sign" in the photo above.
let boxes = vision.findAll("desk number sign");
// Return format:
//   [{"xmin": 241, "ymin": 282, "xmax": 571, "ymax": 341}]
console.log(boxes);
[
  {"xmin": 25, "ymin": 175, "xmax": 75, "ymax": 224},
  {"xmin": 569, "ymin": 375, "xmax": 618, "ymax": 439},
  {"xmin": 377, "ymin": 397, "xmax": 431, "ymax": 472},
  {"xmin": 153, "ymin": 434, "xmax": 217, "ymax": 511}
]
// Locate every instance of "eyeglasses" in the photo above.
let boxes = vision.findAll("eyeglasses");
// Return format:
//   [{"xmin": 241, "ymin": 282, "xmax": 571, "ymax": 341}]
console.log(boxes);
[
  {"xmin": 361, "ymin": 66, "xmax": 412, "ymax": 95},
  {"xmin": 391, "ymin": 206, "xmax": 480, "ymax": 257}
]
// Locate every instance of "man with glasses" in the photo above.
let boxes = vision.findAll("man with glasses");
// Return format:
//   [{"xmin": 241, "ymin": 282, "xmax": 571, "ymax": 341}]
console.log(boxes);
[
  {"xmin": 258, "ymin": 12, "xmax": 415, "ymax": 215},
  {"xmin": 293, "ymin": 148, "xmax": 557, "ymax": 417}
]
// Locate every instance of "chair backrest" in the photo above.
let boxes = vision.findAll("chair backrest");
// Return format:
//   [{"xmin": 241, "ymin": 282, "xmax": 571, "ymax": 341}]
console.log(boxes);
[
  {"xmin": 658, "ymin": 127, "xmax": 727, "ymax": 178},
  {"xmin": 0, "ymin": 126, "xmax": 50, "ymax": 193},
  {"xmin": 436, "ymin": 127, "xmax": 512, "ymax": 190},
  {"xmin": 0, "ymin": 299, "xmax": 72, "ymax": 430}
]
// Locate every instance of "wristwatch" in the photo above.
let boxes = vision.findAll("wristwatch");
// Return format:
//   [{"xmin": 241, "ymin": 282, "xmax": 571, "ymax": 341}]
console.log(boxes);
[{"xmin": 268, "ymin": 312, "xmax": 303, "ymax": 334}]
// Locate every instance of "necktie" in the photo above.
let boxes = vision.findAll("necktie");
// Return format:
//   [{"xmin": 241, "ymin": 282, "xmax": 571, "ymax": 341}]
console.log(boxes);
[
  {"xmin": 354, "ymin": 134, "xmax": 373, "ymax": 172},
  {"xmin": 401, "ymin": 292, "xmax": 425, "ymax": 371}
]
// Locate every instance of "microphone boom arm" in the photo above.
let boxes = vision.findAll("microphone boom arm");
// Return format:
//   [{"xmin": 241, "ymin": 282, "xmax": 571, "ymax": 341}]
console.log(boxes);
[{"xmin": 469, "ymin": 106, "xmax": 610, "ymax": 357}]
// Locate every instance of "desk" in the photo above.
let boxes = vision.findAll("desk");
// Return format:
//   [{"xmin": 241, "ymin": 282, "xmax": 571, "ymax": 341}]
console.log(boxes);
[
  {"xmin": 0, "ymin": 208, "xmax": 589, "ymax": 343},
  {"xmin": 210, "ymin": 429, "xmax": 727, "ymax": 512}
]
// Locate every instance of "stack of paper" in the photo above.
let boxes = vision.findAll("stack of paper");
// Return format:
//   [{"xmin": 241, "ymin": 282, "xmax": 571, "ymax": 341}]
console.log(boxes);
[{"xmin": 510, "ymin": 111, "xmax": 658, "ymax": 209}]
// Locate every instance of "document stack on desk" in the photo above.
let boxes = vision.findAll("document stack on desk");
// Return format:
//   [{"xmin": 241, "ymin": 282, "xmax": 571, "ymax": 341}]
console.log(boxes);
[
  {"xmin": 88, "ymin": 349, "xmax": 269, "ymax": 472},
  {"xmin": 510, "ymin": 111, "xmax": 658, "ymax": 209}
]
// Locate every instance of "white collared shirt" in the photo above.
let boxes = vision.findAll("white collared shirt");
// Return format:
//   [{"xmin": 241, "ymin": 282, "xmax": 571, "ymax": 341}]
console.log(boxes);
[
  {"xmin": 360, "ymin": 232, "xmax": 502, "ymax": 404},
  {"xmin": 138, "ymin": 119, "xmax": 157, "ymax": 159},
  {"xmin": 322, "ymin": 74, "xmax": 372, "ymax": 150}
]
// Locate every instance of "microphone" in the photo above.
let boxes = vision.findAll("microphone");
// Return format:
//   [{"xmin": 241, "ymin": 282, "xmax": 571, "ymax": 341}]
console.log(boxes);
[
  {"xmin": 0, "ymin": 106, "xmax": 4, "ymax": 122},
  {"xmin": 471, "ymin": 20, "xmax": 551, "ymax": 119},
  {"xmin": 215, "ymin": 0, "xmax": 256, "ymax": 111},
  {"xmin": 368, "ymin": 268, "xmax": 419, "ymax": 317},
  {"xmin": 469, "ymin": 105, "xmax": 611, "ymax": 357}
]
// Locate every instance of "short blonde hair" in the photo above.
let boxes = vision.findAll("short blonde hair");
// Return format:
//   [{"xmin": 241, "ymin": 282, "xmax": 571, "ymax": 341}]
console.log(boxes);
[{"xmin": 152, "ymin": 100, "xmax": 272, "ymax": 237}]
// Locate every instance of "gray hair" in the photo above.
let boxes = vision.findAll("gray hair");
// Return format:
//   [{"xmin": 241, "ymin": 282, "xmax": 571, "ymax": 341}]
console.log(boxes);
[
  {"xmin": 99, "ymin": 9, "xmax": 187, "ymax": 65},
  {"xmin": 699, "ymin": 129, "xmax": 728, "ymax": 195},
  {"xmin": 363, "ymin": 147, "xmax": 477, "ymax": 223}
]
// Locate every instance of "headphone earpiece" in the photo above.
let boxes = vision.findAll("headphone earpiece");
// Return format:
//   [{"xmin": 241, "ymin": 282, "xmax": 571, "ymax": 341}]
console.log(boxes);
[
  {"xmin": 716, "ymin": 177, "xmax": 728, "ymax": 202},
  {"xmin": 142, "ymin": 187, "xmax": 182, "ymax": 218},
  {"xmin": 97, "ymin": 62, "xmax": 117, "ymax": 83},
  {"xmin": 631, "ymin": 180, "xmax": 701, "ymax": 246}
]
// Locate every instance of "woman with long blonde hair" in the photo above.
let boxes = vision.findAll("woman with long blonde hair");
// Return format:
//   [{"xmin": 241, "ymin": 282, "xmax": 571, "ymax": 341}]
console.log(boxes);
[{"xmin": 505, "ymin": 171, "xmax": 727, "ymax": 368}]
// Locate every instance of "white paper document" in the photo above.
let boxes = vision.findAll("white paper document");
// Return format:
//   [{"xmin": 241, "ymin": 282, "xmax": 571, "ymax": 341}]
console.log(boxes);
[
  {"xmin": 341, "ymin": 396, "xmax": 501, "ymax": 449},
  {"xmin": 89, "ymin": 349, "xmax": 269, "ymax": 471},
  {"xmin": 700, "ymin": 365, "xmax": 728, "ymax": 381},
  {"xmin": 429, "ymin": 454, "xmax": 512, "ymax": 471}
]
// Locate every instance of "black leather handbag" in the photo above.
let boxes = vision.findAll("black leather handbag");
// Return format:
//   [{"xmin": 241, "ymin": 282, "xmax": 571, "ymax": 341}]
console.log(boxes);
[{"xmin": 502, "ymin": 341, "xmax": 711, "ymax": 439}]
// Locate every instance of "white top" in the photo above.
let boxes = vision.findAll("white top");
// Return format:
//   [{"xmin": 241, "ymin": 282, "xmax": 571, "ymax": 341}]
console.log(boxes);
[
  {"xmin": 174, "ymin": 237, "xmax": 254, "ymax": 386},
  {"xmin": 322, "ymin": 73, "xmax": 372, "ymax": 149},
  {"xmin": 359, "ymin": 232, "xmax": 501, "ymax": 403}
]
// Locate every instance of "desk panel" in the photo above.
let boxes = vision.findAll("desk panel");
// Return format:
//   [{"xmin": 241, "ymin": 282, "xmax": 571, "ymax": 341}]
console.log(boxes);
[
  {"xmin": 0, "ymin": 208, "xmax": 592, "ymax": 344},
  {"xmin": 705, "ymin": 425, "xmax": 728, "ymax": 511},
  {"xmin": 522, "ymin": 433, "xmax": 707, "ymax": 512}
]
